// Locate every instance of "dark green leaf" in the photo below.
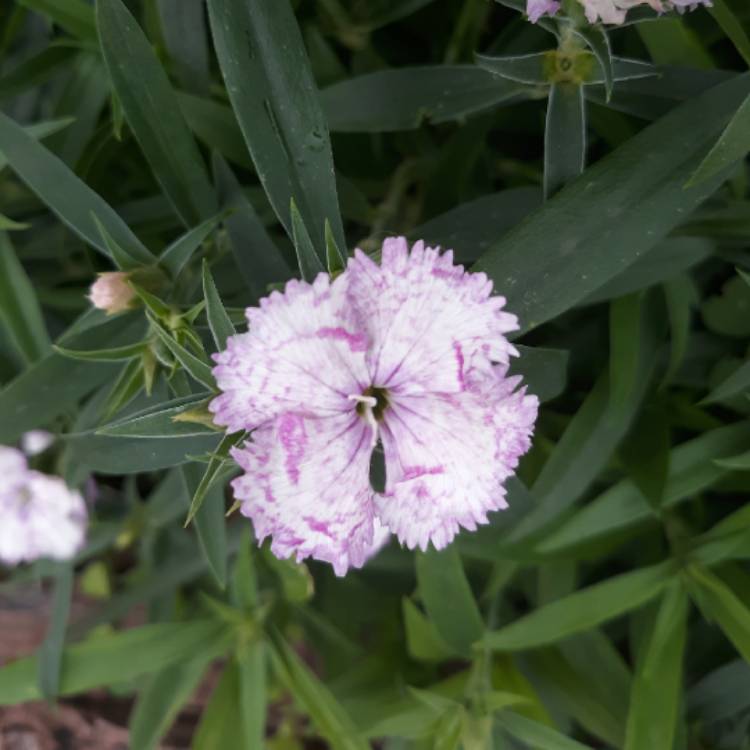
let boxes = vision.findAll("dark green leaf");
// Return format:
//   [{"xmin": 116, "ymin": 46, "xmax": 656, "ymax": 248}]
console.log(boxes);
[
  {"xmin": 159, "ymin": 215, "xmax": 223, "ymax": 280},
  {"xmin": 321, "ymin": 66, "xmax": 528, "ymax": 132},
  {"xmin": 17, "ymin": 0, "xmax": 96, "ymax": 39},
  {"xmin": 415, "ymin": 545, "xmax": 485, "ymax": 656},
  {"xmin": 475, "ymin": 73, "xmax": 750, "ymax": 335},
  {"xmin": 269, "ymin": 632, "xmax": 371, "ymax": 750},
  {"xmin": 37, "ymin": 564, "xmax": 74, "ymax": 700},
  {"xmin": 0, "ymin": 232, "xmax": 50, "ymax": 363},
  {"xmin": 55, "ymin": 341, "xmax": 146, "ymax": 362},
  {"xmin": 624, "ymin": 584, "xmax": 688, "ymax": 750},
  {"xmin": 207, "ymin": 0, "xmax": 345, "ymax": 261},
  {"xmin": 688, "ymin": 92, "xmax": 750, "ymax": 186},
  {"xmin": 182, "ymin": 463, "xmax": 228, "ymax": 589},
  {"xmin": 0, "ymin": 620, "xmax": 228, "ymax": 705},
  {"xmin": 202, "ymin": 260, "xmax": 236, "ymax": 350},
  {"xmin": 483, "ymin": 562, "xmax": 674, "ymax": 651},
  {"xmin": 544, "ymin": 82, "xmax": 586, "ymax": 199},
  {"xmin": 213, "ymin": 154, "xmax": 291, "ymax": 299},
  {"xmin": 129, "ymin": 654, "xmax": 216, "ymax": 750},
  {"xmin": 96, "ymin": 0, "xmax": 216, "ymax": 226},
  {"xmin": 291, "ymin": 198, "xmax": 324, "ymax": 281},
  {"xmin": 0, "ymin": 111, "xmax": 154, "ymax": 263}
]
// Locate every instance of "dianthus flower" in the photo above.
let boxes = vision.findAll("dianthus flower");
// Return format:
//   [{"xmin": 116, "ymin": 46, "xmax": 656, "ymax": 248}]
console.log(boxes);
[
  {"xmin": 527, "ymin": 0, "xmax": 561, "ymax": 22},
  {"xmin": 210, "ymin": 238, "xmax": 538, "ymax": 575},
  {"xmin": 0, "ymin": 446, "xmax": 87, "ymax": 566}
]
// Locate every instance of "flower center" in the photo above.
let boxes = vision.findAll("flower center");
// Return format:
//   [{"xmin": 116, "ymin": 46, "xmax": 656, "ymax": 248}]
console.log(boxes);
[{"xmin": 356, "ymin": 386, "xmax": 389, "ymax": 421}]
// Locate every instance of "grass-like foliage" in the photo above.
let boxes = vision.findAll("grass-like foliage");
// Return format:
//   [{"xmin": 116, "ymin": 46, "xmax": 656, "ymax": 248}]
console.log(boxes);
[{"xmin": 1, "ymin": 0, "xmax": 750, "ymax": 747}]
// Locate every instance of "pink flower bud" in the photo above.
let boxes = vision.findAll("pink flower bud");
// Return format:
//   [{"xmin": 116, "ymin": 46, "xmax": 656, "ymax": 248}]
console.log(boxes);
[{"xmin": 88, "ymin": 271, "xmax": 135, "ymax": 315}]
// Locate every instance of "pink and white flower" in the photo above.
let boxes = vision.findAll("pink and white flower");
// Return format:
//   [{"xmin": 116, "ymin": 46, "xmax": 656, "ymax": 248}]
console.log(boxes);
[
  {"xmin": 210, "ymin": 238, "xmax": 538, "ymax": 576},
  {"xmin": 526, "ymin": 0, "xmax": 708, "ymax": 23},
  {"xmin": 527, "ymin": 0, "xmax": 561, "ymax": 22},
  {"xmin": 0, "ymin": 446, "xmax": 87, "ymax": 566}
]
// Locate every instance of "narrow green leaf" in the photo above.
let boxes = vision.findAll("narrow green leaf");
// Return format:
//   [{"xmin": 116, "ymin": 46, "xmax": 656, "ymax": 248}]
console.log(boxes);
[
  {"xmin": 510, "ymin": 335, "xmax": 655, "ymax": 544},
  {"xmin": 402, "ymin": 597, "xmax": 456, "ymax": 661},
  {"xmin": 688, "ymin": 92, "xmax": 750, "ymax": 186},
  {"xmin": 185, "ymin": 431, "xmax": 242, "ymax": 526},
  {"xmin": 100, "ymin": 357, "xmax": 144, "ymax": 421},
  {"xmin": 179, "ymin": 94, "xmax": 252, "ymax": 168},
  {"xmin": 237, "ymin": 642, "xmax": 267, "ymax": 749},
  {"xmin": 498, "ymin": 712, "xmax": 594, "ymax": 750},
  {"xmin": 325, "ymin": 218, "xmax": 346, "ymax": 275},
  {"xmin": 207, "ymin": 0, "xmax": 345, "ymax": 261},
  {"xmin": 129, "ymin": 654, "xmax": 216, "ymax": 750},
  {"xmin": 291, "ymin": 198, "xmax": 324, "ymax": 282},
  {"xmin": 511, "ymin": 346, "xmax": 569, "ymax": 403},
  {"xmin": 475, "ymin": 72, "xmax": 750, "ymax": 334},
  {"xmin": 475, "ymin": 52, "xmax": 548, "ymax": 85},
  {"xmin": 0, "ymin": 111, "xmax": 153, "ymax": 263},
  {"xmin": 192, "ymin": 662, "xmax": 245, "ymax": 749},
  {"xmin": 709, "ymin": 0, "xmax": 750, "ymax": 67},
  {"xmin": 620, "ymin": 403, "xmax": 671, "ymax": 510},
  {"xmin": 157, "ymin": 0, "xmax": 211, "ymax": 94},
  {"xmin": 230, "ymin": 534, "xmax": 258, "ymax": 611},
  {"xmin": 97, "ymin": 394, "xmax": 216, "ymax": 438},
  {"xmin": 182, "ymin": 463, "xmax": 228, "ymax": 589},
  {"xmin": 0, "ymin": 314, "xmax": 141, "ymax": 443},
  {"xmin": 415, "ymin": 545, "xmax": 484, "ymax": 656},
  {"xmin": 37, "ymin": 564, "xmax": 74, "ymax": 700},
  {"xmin": 321, "ymin": 66, "xmax": 527, "ymax": 132},
  {"xmin": 0, "ymin": 46, "xmax": 76, "ymax": 101},
  {"xmin": 159, "ymin": 215, "xmax": 222, "ymax": 280},
  {"xmin": 96, "ymin": 0, "xmax": 216, "ymax": 226},
  {"xmin": 213, "ymin": 154, "xmax": 290, "ymax": 299},
  {"xmin": 269, "ymin": 632, "xmax": 371, "ymax": 750},
  {"xmin": 483, "ymin": 562, "xmax": 674, "ymax": 651},
  {"xmin": 575, "ymin": 26, "xmax": 613, "ymax": 100},
  {"xmin": 17, "ymin": 0, "xmax": 96, "ymax": 39},
  {"xmin": 609, "ymin": 293, "xmax": 643, "ymax": 412},
  {"xmin": 704, "ymin": 358, "xmax": 750, "ymax": 404},
  {"xmin": 537, "ymin": 422, "xmax": 750, "ymax": 554},
  {"xmin": 54, "ymin": 341, "xmax": 146, "ymax": 362},
  {"xmin": 544, "ymin": 82, "xmax": 586, "ymax": 199},
  {"xmin": 0, "ymin": 232, "xmax": 50, "ymax": 364},
  {"xmin": 584, "ymin": 238, "xmax": 709, "ymax": 306},
  {"xmin": 202, "ymin": 260, "xmax": 236, "ymax": 351},
  {"xmin": 688, "ymin": 566, "xmax": 750, "ymax": 664},
  {"xmin": 624, "ymin": 584, "xmax": 688, "ymax": 750},
  {"xmin": 151, "ymin": 323, "xmax": 215, "ymax": 390},
  {"xmin": 661, "ymin": 275, "xmax": 694, "ymax": 387},
  {"xmin": 0, "ymin": 620, "xmax": 227, "ymax": 705}
]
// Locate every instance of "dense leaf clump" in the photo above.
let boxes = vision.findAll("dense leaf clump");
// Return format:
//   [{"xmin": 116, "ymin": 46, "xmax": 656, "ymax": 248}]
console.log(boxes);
[{"xmin": 1, "ymin": 0, "xmax": 750, "ymax": 748}]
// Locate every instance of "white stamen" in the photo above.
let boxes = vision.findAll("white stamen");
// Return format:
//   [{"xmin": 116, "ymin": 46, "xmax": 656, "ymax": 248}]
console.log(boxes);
[{"xmin": 348, "ymin": 394, "xmax": 378, "ymax": 448}]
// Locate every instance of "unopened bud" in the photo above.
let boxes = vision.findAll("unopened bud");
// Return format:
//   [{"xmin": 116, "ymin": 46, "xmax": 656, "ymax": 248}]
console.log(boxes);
[{"xmin": 88, "ymin": 271, "xmax": 136, "ymax": 315}]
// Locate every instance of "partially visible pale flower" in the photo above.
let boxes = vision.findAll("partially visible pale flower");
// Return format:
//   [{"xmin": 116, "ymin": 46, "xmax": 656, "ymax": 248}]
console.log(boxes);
[
  {"xmin": 526, "ymin": 0, "xmax": 561, "ymax": 21},
  {"xmin": 88, "ymin": 271, "xmax": 135, "ymax": 315},
  {"xmin": 526, "ymin": 0, "xmax": 708, "ymax": 22},
  {"xmin": 0, "ymin": 446, "xmax": 87, "ymax": 566},
  {"xmin": 21, "ymin": 430, "xmax": 54, "ymax": 456},
  {"xmin": 210, "ymin": 238, "xmax": 538, "ymax": 576},
  {"xmin": 578, "ymin": 0, "xmax": 661, "ymax": 24},
  {"xmin": 667, "ymin": 0, "xmax": 711, "ymax": 11}
]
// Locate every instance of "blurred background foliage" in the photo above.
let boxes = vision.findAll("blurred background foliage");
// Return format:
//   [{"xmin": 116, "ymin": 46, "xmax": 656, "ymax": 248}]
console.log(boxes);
[{"xmin": 1, "ymin": 0, "xmax": 750, "ymax": 748}]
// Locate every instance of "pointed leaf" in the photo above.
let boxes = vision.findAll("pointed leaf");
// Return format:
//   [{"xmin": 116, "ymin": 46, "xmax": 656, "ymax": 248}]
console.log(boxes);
[
  {"xmin": 96, "ymin": 0, "xmax": 216, "ymax": 226},
  {"xmin": 544, "ymin": 82, "xmax": 586, "ymax": 199},
  {"xmin": 202, "ymin": 260, "xmax": 236, "ymax": 351},
  {"xmin": 0, "ymin": 111, "xmax": 153, "ymax": 263},
  {"xmin": 207, "ymin": 0, "xmax": 345, "ymax": 261}
]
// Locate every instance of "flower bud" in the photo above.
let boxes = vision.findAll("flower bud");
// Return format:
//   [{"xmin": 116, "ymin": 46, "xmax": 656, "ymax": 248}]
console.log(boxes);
[{"xmin": 88, "ymin": 271, "xmax": 136, "ymax": 315}]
